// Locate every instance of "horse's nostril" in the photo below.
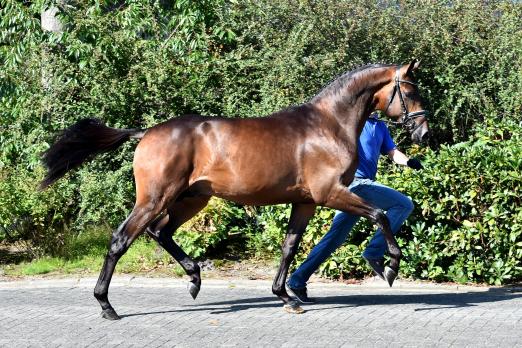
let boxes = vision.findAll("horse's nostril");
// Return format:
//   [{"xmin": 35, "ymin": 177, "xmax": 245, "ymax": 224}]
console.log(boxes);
[{"xmin": 421, "ymin": 132, "xmax": 429, "ymax": 142}]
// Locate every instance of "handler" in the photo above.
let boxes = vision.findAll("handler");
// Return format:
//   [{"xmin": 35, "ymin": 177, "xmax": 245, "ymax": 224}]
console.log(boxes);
[{"xmin": 287, "ymin": 112, "xmax": 423, "ymax": 303}]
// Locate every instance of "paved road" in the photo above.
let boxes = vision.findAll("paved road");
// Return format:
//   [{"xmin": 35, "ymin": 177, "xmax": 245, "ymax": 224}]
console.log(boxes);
[{"xmin": 1, "ymin": 276, "xmax": 521, "ymax": 347}]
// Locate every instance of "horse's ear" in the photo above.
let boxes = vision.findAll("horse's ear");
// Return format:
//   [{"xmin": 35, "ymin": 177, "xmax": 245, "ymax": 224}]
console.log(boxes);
[{"xmin": 406, "ymin": 59, "xmax": 421, "ymax": 76}]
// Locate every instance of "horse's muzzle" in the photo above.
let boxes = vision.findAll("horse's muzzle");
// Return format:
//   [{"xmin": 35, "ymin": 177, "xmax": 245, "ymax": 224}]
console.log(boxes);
[{"xmin": 411, "ymin": 122, "xmax": 429, "ymax": 144}]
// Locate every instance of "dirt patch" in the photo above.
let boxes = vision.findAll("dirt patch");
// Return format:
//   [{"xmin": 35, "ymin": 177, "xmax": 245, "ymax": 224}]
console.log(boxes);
[
  {"xmin": 199, "ymin": 258, "xmax": 278, "ymax": 280},
  {"xmin": 0, "ymin": 243, "xmax": 32, "ymax": 265}
]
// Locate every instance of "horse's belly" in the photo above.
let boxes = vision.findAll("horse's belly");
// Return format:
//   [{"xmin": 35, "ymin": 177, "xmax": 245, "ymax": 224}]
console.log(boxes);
[
  {"xmin": 190, "ymin": 172, "xmax": 312, "ymax": 205},
  {"xmin": 214, "ymin": 189, "xmax": 313, "ymax": 206}
]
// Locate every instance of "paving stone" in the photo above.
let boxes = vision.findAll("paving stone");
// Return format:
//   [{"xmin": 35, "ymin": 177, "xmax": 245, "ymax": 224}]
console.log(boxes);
[{"xmin": 1, "ymin": 277, "xmax": 521, "ymax": 347}]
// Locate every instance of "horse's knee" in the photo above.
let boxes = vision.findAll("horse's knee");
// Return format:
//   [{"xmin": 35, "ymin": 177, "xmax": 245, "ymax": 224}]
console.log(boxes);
[
  {"xmin": 147, "ymin": 213, "xmax": 171, "ymax": 238},
  {"xmin": 371, "ymin": 209, "xmax": 389, "ymax": 228},
  {"xmin": 156, "ymin": 225, "xmax": 176, "ymax": 246},
  {"xmin": 281, "ymin": 243, "xmax": 297, "ymax": 258},
  {"xmin": 281, "ymin": 233, "xmax": 301, "ymax": 255},
  {"xmin": 372, "ymin": 209, "xmax": 402, "ymax": 258}
]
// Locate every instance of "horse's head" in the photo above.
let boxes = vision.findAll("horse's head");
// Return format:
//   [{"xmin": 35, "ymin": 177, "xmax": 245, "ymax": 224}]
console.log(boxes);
[{"xmin": 374, "ymin": 60, "xmax": 429, "ymax": 143}]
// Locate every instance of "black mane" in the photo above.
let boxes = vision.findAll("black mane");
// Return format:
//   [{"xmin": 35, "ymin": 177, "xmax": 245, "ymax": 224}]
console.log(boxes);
[{"xmin": 311, "ymin": 63, "xmax": 395, "ymax": 101}]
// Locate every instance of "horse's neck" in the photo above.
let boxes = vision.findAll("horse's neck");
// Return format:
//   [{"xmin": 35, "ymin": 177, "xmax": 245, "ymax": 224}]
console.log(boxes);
[{"xmin": 312, "ymin": 67, "xmax": 392, "ymax": 138}]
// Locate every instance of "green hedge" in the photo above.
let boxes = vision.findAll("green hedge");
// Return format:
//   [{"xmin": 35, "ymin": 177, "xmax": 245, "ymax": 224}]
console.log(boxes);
[
  {"xmin": 289, "ymin": 120, "xmax": 522, "ymax": 285},
  {"xmin": 390, "ymin": 121, "xmax": 522, "ymax": 285},
  {"xmin": 1, "ymin": 1, "xmax": 521, "ymax": 283},
  {"xmin": 174, "ymin": 120, "xmax": 522, "ymax": 285}
]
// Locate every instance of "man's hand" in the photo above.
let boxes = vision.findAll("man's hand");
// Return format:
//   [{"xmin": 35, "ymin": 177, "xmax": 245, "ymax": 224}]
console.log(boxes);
[{"xmin": 407, "ymin": 158, "xmax": 423, "ymax": 170}]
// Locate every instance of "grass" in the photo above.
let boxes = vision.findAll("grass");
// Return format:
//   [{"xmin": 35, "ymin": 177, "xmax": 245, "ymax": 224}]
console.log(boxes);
[
  {"xmin": 1, "ymin": 226, "xmax": 186, "ymax": 278},
  {"xmin": 0, "ymin": 222, "xmax": 277, "ymax": 279},
  {"xmin": 3, "ymin": 255, "xmax": 105, "ymax": 276}
]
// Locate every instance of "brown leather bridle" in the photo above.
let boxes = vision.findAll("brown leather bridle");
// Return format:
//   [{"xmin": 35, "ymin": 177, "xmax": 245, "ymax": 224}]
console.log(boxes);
[{"xmin": 384, "ymin": 67, "xmax": 428, "ymax": 131}]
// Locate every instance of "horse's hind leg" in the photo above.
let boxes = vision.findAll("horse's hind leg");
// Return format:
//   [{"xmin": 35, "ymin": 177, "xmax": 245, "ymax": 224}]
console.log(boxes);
[
  {"xmin": 94, "ymin": 177, "xmax": 188, "ymax": 320},
  {"xmin": 94, "ymin": 202, "xmax": 166, "ymax": 320},
  {"xmin": 146, "ymin": 195, "xmax": 210, "ymax": 300},
  {"xmin": 272, "ymin": 203, "xmax": 316, "ymax": 314}
]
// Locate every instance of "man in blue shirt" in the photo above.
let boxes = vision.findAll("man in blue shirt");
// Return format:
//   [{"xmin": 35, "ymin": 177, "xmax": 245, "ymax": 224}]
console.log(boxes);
[{"xmin": 287, "ymin": 112, "xmax": 422, "ymax": 303}]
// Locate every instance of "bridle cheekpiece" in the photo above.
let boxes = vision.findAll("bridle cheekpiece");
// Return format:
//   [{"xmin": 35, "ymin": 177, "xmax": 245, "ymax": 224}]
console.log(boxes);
[{"xmin": 384, "ymin": 67, "xmax": 427, "ymax": 131}]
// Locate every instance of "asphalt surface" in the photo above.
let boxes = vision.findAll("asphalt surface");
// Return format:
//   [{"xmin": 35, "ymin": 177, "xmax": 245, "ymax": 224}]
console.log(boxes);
[{"xmin": 1, "ymin": 276, "xmax": 521, "ymax": 347}]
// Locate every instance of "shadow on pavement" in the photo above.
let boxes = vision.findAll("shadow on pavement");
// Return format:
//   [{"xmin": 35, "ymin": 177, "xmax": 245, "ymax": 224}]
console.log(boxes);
[
  {"xmin": 120, "ymin": 287, "xmax": 522, "ymax": 318},
  {"xmin": 314, "ymin": 287, "xmax": 522, "ymax": 311},
  {"xmin": 120, "ymin": 296, "xmax": 281, "ymax": 318}
]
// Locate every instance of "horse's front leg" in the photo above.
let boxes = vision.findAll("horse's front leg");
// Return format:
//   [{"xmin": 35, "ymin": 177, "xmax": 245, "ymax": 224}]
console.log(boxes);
[
  {"xmin": 272, "ymin": 203, "xmax": 316, "ymax": 314},
  {"xmin": 323, "ymin": 184, "xmax": 401, "ymax": 287}
]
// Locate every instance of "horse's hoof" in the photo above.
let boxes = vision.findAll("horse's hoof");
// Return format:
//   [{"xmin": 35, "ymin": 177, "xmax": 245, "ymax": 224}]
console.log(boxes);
[
  {"xmin": 283, "ymin": 301, "xmax": 305, "ymax": 314},
  {"xmin": 188, "ymin": 281, "xmax": 200, "ymax": 300},
  {"xmin": 384, "ymin": 266, "xmax": 397, "ymax": 287},
  {"xmin": 101, "ymin": 308, "xmax": 121, "ymax": 320}
]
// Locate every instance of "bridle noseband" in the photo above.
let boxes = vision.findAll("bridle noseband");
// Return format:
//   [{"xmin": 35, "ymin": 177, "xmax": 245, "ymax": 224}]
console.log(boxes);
[{"xmin": 384, "ymin": 68, "xmax": 427, "ymax": 131}]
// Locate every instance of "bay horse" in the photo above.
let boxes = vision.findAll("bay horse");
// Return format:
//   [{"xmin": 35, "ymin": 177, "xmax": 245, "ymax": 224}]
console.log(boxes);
[{"xmin": 40, "ymin": 61, "xmax": 428, "ymax": 319}]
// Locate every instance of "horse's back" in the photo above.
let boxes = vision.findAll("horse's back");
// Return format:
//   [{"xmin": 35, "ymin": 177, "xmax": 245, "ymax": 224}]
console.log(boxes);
[{"xmin": 133, "ymin": 109, "xmax": 319, "ymax": 205}]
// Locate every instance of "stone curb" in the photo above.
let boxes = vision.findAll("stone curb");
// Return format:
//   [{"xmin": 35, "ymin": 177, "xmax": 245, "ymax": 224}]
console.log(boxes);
[{"xmin": 0, "ymin": 275, "xmax": 512, "ymax": 293}]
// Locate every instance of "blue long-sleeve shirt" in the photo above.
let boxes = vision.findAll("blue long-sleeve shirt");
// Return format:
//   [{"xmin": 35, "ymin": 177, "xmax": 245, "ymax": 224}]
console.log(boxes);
[{"xmin": 354, "ymin": 116, "xmax": 396, "ymax": 180}]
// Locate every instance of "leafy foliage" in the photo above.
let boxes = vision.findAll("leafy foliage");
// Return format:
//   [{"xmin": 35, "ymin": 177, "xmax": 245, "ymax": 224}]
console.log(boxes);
[
  {"xmin": 250, "ymin": 120, "xmax": 522, "ymax": 285},
  {"xmin": 388, "ymin": 120, "xmax": 522, "ymax": 285},
  {"xmin": 174, "ymin": 198, "xmax": 254, "ymax": 259},
  {"xmin": 1, "ymin": 1, "xmax": 521, "ymax": 284}
]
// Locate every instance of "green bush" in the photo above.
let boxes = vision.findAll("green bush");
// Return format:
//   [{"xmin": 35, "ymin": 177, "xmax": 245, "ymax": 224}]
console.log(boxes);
[
  {"xmin": 253, "ymin": 204, "xmax": 372, "ymax": 279},
  {"xmin": 174, "ymin": 198, "xmax": 254, "ymax": 259},
  {"xmin": 251, "ymin": 120, "xmax": 521, "ymax": 285},
  {"xmin": 319, "ymin": 120, "xmax": 521, "ymax": 284},
  {"xmin": 0, "ymin": 165, "xmax": 77, "ymax": 257},
  {"xmin": 1, "ymin": 1, "xmax": 521, "ymax": 284},
  {"xmin": 387, "ymin": 120, "xmax": 522, "ymax": 285}
]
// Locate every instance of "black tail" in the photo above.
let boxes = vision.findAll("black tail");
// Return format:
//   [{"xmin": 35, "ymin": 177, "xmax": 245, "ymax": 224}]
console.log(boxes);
[{"xmin": 40, "ymin": 118, "xmax": 145, "ymax": 190}]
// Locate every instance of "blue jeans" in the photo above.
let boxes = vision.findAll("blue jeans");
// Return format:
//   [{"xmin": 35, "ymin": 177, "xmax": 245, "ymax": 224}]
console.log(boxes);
[{"xmin": 288, "ymin": 178, "xmax": 414, "ymax": 289}]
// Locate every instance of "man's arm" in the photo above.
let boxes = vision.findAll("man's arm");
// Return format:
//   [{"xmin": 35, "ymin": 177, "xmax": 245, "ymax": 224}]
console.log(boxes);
[
  {"xmin": 387, "ymin": 148, "xmax": 423, "ymax": 169},
  {"xmin": 387, "ymin": 148, "xmax": 409, "ymax": 165}
]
